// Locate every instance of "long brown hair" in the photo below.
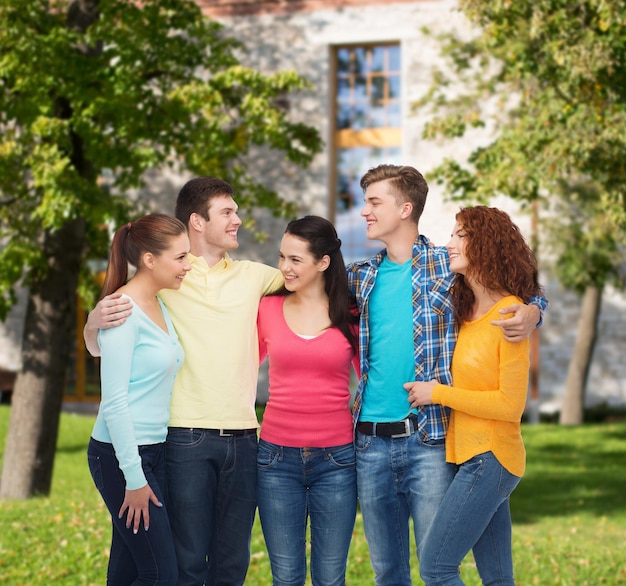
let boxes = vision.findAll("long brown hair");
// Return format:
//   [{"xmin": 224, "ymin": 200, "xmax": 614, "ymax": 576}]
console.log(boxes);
[
  {"xmin": 99, "ymin": 214, "xmax": 187, "ymax": 299},
  {"xmin": 275, "ymin": 216, "xmax": 358, "ymax": 352},
  {"xmin": 451, "ymin": 206, "xmax": 544, "ymax": 323}
]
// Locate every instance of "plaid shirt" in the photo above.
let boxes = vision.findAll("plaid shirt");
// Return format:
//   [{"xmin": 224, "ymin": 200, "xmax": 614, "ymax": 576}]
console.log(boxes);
[
  {"xmin": 347, "ymin": 235, "xmax": 549, "ymax": 442},
  {"xmin": 347, "ymin": 235, "xmax": 456, "ymax": 441}
]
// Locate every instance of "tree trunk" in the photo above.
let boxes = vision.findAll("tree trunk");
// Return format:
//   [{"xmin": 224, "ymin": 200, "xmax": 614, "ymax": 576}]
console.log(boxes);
[
  {"xmin": 0, "ymin": 0, "xmax": 98, "ymax": 499},
  {"xmin": 0, "ymin": 218, "xmax": 86, "ymax": 498},
  {"xmin": 559, "ymin": 285, "xmax": 602, "ymax": 425}
]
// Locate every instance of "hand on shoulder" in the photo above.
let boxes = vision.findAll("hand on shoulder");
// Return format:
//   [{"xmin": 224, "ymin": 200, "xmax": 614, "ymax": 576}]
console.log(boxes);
[
  {"xmin": 89, "ymin": 292, "xmax": 134, "ymax": 330},
  {"xmin": 490, "ymin": 303, "xmax": 539, "ymax": 343}
]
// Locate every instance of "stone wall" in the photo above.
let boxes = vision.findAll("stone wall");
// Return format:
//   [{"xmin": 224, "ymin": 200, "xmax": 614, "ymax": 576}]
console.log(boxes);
[{"xmin": 540, "ymin": 281, "xmax": 626, "ymax": 411}]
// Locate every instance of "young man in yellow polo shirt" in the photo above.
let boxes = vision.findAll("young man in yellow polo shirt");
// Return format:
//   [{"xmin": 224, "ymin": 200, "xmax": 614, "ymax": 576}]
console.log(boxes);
[{"xmin": 84, "ymin": 177, "xmax": 283, "ymax": 586}]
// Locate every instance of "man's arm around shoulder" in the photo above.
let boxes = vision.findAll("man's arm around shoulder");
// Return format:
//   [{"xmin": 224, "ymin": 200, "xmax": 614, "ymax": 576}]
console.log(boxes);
[
  {"xmin": 491, "ymin": 295, "xmax": 548, "ymax": 343},
  {"xmin": 83, "ymin": 292, "xmax": 133, "ymax": 357}
]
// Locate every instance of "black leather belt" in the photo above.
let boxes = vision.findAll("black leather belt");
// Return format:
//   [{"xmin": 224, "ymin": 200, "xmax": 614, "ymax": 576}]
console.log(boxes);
[
  {"xmin": 210, "ymin": 428, "xmax": 257, "ymax": 437},
  {"xmin": 357, "ymin": 416, "xmax": 418, "ymax": 438}
]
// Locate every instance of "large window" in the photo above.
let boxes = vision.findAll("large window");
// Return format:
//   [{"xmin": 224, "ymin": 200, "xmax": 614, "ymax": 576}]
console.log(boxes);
[{"xmin": 332, "ymin": 44, "xmax": 402, "ymax": 263}]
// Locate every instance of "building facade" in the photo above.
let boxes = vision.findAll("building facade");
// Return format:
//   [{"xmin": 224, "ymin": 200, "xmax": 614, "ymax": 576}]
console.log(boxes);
[
  {"xmin": 1, "ymin": 0, "xmax": 625, "ymax": 412},
  {"xmin": 196, "ymin": 0, "xmax": 626, "ymax": 411}
]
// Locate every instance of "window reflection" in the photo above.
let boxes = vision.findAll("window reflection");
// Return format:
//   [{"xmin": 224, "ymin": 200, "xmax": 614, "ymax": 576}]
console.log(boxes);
[
  {"xmin": 335, "ymin": 45, "xmax": 401, "ymax": 130},
  {"xmin": 333, "ymin": 44, "xmax": 402, "ymax": 263},
  {"xmin": 335, "ymin": 144, "xmax": 403, "ymax": 263}
]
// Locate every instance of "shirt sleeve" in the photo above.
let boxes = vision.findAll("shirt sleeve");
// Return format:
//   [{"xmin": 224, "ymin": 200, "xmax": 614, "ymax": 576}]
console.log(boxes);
[
  {"xmin": 257, "ymin": 298, "xmax": 270, "ymax": 365},
  {"xmin": 350, "ymin": 322, "xmax": 361, "ymax": 379},
  {"xmin": 98, "ymin": 319, "xmax": 147, "ymax": 490},
  {"xmin": 260, "ymin": 265, "xmax": 284, "ymax": 296},
  {"xmin": 346, "ymin": 264, "xmax": 358, "ymax": 298},
  {"xmin": 527, "ymin": 294, "xmax": 549, "ymax": 328},
  {"xmin": 432, "ymin": 338, "xmax": 530, "ymax": 423}
]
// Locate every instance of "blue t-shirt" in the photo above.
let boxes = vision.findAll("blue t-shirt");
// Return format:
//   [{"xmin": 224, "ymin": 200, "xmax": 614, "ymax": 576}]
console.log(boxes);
[{"xmin": 360, "ymin": 257, "xmax": 416, "ymax": 422}]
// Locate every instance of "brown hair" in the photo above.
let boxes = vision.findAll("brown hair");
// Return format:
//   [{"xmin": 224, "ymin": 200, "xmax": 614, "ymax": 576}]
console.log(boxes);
[
  {"xmin": 99, "ymin": 214, "xmax": 187, "ymax": 299},
  {"xmin": 282, "ymin": 216, "xmax": 358, "ymax": 352},
  {"xmin": 451, "ymin": 206, "xmax": 544, "ymax": 323},
  {"xmin": 175, "ymin": 176, "xmax": 235, "ymax": 228},
  {"xmin": 360, "ymin": 164, "xmax": 428, "ymax": 225}
]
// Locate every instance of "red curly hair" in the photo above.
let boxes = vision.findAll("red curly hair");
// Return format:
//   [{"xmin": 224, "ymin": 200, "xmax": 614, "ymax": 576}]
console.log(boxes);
[{"xmin": 451, "ymin": 206, "xmax": 544, "ymax": 323}]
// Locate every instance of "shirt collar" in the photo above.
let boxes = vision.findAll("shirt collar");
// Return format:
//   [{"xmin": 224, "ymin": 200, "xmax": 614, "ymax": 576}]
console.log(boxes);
[
  {"xmin": 188, "ymin": 252, "xmax": 233, "ymax": 272},
  {"xmin": 357, "ymin": 234, "xmax": 433, "ymax": 269}
]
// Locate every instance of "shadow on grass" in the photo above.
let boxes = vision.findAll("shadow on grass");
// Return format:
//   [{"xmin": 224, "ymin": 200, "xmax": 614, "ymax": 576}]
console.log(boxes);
[
  {"xmin": 55, "ymin": 442, "xmax": 89, "ymax": 455},
  {"xmin": 513, "ymin": 424, "xmax": 626, "ymax": 524},
  {"xmin": 52, "ymin": 411, "xmax": 94, "ymax": 456}
]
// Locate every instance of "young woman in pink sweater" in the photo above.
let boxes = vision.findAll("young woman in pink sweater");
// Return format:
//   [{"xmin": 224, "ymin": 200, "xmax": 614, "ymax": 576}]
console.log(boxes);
[
  {"xmin": 256, "ymin": 215, "xmax": 359, "ymax": 586},
  {"xmin": 405, "ymin": 206, "xmax": 544, "ymax": 586}
]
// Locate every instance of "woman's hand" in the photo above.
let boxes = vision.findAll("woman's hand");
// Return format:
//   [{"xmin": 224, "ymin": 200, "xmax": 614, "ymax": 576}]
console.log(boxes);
[
  {"xmin": 404, "ymin": 380, "xmax": 437, "ymax": 409},
  {"xmin": 118, "ymin": 484, "xmax": 162, "ymax": 533}
]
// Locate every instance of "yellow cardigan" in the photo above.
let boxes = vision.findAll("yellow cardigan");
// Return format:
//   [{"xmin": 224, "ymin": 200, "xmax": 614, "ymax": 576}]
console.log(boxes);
[{"xmin": 432, "ymin": 296, "xmax": 529, "ymax": 477}]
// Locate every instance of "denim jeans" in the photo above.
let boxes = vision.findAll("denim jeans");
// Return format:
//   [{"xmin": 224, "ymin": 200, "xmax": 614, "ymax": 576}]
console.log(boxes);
[
  {"xmin": 87, "ymin": 438, "xmax": 177, "ymax": 586},
  {"xmin": 257, "ymin": 439, "xmax": 357, "ymax": 586},
  {"xmin": 165, "ymin": 427, "xmax": 258, "ymax": 586},
  {"xmin": 419, "ymin": 451, "xmax": 521, "ymax": 586},
  {"xmin": 355, "ymin": 430, "xmax": 455, "ymax": 586}
]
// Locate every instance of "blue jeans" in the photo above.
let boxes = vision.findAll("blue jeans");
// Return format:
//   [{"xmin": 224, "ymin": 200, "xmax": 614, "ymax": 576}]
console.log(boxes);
[
  {"xmin": 257, "ymin": 439, "xmax": 357, "ymax": 586},
  {"xmin": 355, "ymin": 429, "xmax": 455, "ymax": 586},
  {"xmin": 165, "ymin": 427, "xmax": 258, "ymax": 586},
  {"xmin": 87, "ymin": 438, "xmax": 178, "ymax": 586},
  {"xmin": 419, "ymin": 452, "xmax": 521, "ymax": 586}
]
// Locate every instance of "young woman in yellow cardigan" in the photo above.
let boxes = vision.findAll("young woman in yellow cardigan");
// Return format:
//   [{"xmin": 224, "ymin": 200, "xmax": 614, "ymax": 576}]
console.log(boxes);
[{"xmin": 405, "ymin": 206, "xmax": 544, "ymax": 586}]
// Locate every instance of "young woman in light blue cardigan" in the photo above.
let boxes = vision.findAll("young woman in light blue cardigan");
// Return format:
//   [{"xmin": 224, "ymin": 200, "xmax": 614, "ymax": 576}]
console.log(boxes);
[{"xmin": 87, "ymin": 214, "xmax": 190, "ymax": 586}]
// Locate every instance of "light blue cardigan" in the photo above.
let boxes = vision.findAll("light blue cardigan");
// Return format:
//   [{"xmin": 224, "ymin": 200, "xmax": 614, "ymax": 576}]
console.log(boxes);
[{"xmin": 91, "ymin": 295, "xmax": 184, "ymax": 489}]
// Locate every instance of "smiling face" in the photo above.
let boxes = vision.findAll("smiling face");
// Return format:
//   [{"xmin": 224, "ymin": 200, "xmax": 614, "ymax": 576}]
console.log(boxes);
[
  {"xmin": 149, "ymin": 232, "xmax": 192, "ymax": 290},
  {"xmin": 202, "ymin": 195, "xmax": 242, "ymax": 254},
  {"xmin": 278, "ymin": 233, "xmax": 329, "ymax": 293},
  {"xmin": 446, "ymin": 221, "xmax": 469, "ymax": 275},
  {"xmin": 360, "ymin": 179, "xmax": 412, "ymax": 245}
]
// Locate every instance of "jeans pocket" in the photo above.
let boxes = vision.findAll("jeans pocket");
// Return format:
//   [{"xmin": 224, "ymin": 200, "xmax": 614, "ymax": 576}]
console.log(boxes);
[
  {"xmin": 245, "ymin": 433, "xmax": 259, "ymax": 450},
  {"xmin": 166, "ymin": 427, "xmax": 204, "ymax": 447},
  {"xmin": 257, "ymin": 441, "xmax": 280, "ymax": 468},
  {"xmin": 497, "ymin": 466, "xmax": 521, "ymax": 498},
  {"xmin": 87, "ymin": 454, "xmax": 104, "ymax": 492},
  {"xmin": 327, "ymin": 444, "xmax": 356, "ymax": 468},
  {"xmin": 355, "ymin": 432, "xmax": 372, "ymax": 453},
  {"xmin": 417, "ymin": 434, "xmax": 446, "ymax": 448}
]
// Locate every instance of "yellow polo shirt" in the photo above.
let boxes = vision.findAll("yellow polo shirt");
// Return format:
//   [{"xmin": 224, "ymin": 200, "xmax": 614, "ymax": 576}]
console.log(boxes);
[{"xmin": 159, "ymin": 253, "xmax": 283, "ymax": 429}]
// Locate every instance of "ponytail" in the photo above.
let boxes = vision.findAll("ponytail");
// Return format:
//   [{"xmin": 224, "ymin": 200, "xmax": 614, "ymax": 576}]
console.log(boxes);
[{"xmin": 99, "ymin": 214, "xmax": 186, "ymax": 299}]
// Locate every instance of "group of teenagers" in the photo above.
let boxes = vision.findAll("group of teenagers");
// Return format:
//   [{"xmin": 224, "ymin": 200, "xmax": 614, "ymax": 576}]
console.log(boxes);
[{"xmin": 83, "ymin": 164, "xmax": 548, "ymax": 586}]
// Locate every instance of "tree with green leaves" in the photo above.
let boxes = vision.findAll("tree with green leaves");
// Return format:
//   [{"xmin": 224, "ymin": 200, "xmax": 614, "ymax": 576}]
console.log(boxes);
[
  {"xmin": 0, "ymin": 0, "xmax": 321, "ymax": 499},
  {"xmin": 416, "ymin": 0, "xmax": 626, "ymax": 425}
]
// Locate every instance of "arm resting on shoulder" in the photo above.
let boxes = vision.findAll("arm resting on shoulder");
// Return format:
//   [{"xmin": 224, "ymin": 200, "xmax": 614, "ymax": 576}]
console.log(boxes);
[
  {"xmin": 83, "ymin": 292, "xmax": 134, "ymax": 357},
  {"xmin": 491, "ymin": 294, "xmax": 548, "ymax": 343}
]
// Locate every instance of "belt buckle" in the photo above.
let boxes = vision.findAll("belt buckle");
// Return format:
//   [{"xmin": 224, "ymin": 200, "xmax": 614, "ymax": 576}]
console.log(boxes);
[
  {"xmin": 391, "ymin": 418, "xmax": 411, "ymax": 438},
  {"xmin": 219, "ymin": 429, "xmax": 234, "ymax": 437}
]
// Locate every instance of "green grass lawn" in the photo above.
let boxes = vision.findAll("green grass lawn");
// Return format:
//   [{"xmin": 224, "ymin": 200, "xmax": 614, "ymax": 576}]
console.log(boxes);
[{"xmin": 0, "ymin": 405, "xmax": 625, "ymax": 585}]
